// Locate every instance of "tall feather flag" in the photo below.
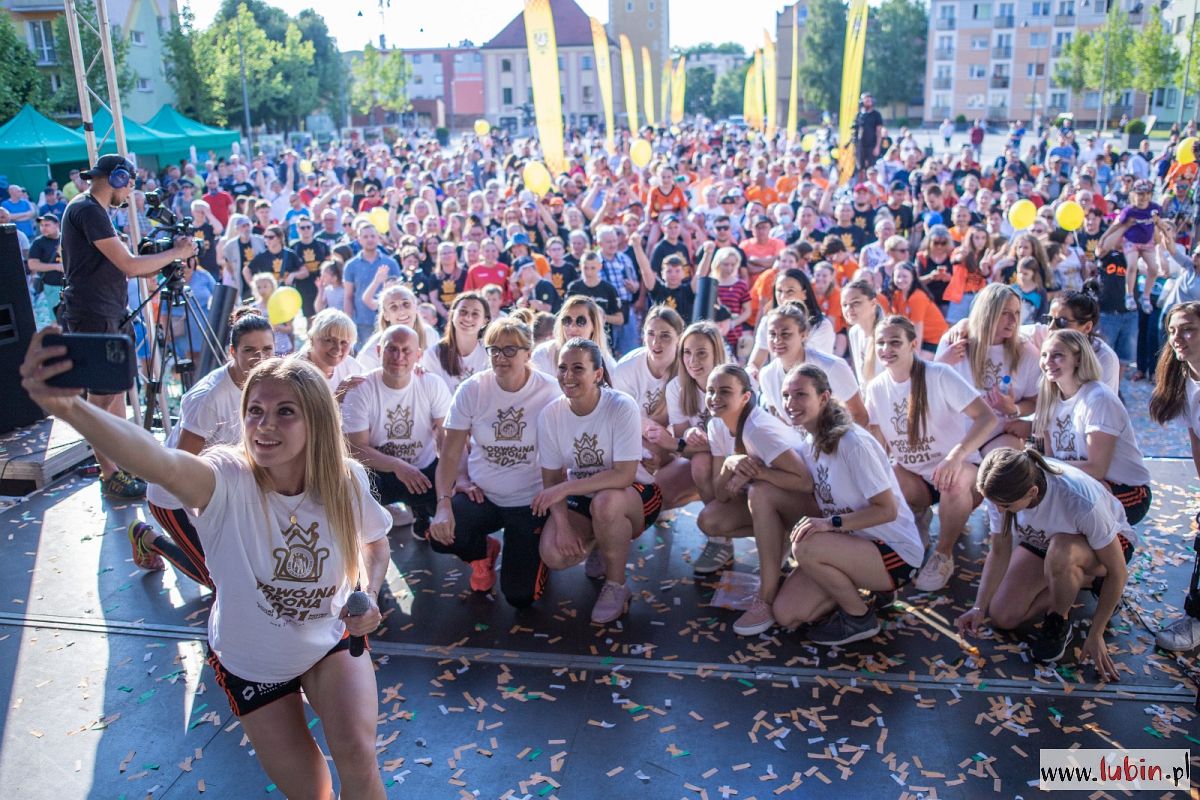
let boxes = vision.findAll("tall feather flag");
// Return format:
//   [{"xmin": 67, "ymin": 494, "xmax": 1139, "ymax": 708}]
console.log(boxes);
[
  {"xmin": 837, "ymin": 0, "xmax": 870, "ymax": 184},
  {"xmin": 523, "ymin": 0, "xmax": 565, "ymax": 174},
  {"xmin": 589, "ymin": 17, "xmax": 616, "ymax": 153},
  {"xmin": 619, "ymin": 35, "xmax": 638, "ymax": 132},
  {"xmin": 743, "ymin": 58, "xmax": 760, "ymax": 130},
  {"xmin": 670, "ymin": 57, "xmax": 686, "ymax": 124},
  {"xmin": 762, "ymin": 30, "xmax": 778, "ymax": 140},
  {"xmin": 786, "ymin": 4, "xmax": 800, "ymax": 144},
  {"xmin": 660, "ymin": 58, "xmax": 672, "ymax": 125},
  {"xmin": 752, "ymin": 49, "xmax": 765, "ymax": 131},
  {"xmin": 641, "ymin": 46, "xmax": 657, "ymax": 127}
]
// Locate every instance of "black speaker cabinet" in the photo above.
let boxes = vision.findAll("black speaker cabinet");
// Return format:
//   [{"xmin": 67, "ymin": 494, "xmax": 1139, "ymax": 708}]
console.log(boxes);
[{"xmin": 0, "ymin": 224, "xmax": 47, "ymax": 434}]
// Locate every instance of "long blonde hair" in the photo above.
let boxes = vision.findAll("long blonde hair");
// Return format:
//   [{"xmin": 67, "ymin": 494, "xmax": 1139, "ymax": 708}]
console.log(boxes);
[
  {"xmin": 553, "ymin": 295, "xmax": 614, "ymax": 362},
  {"xmin": 966, "ymin": 283, "xmax": 1023, "ymax": 389},
  {"xmin": 1032, "ymin": 329, "xmax": 1102, "ymax": 443},
  {"xmin": 375, "ymin": 284, "xmax": 428, "ymax": 348},
  {"xmin": 240, "ymin": 357, "xmax": 364, "ymax": 584},
  {"xmin": 677, "ymin": 321, "xmax": 727, "ymax": 420}
]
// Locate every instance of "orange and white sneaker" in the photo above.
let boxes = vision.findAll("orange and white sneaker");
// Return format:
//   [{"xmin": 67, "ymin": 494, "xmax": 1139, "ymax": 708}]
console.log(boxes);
[{"xmin": 469, "ymin": 537, "xmax": 501, "ymax": 592}]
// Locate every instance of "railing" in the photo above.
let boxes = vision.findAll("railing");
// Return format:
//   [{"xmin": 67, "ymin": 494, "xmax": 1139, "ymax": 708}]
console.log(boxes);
[
  {"xmin": 933, "ymin": 76, "xmax": 953, "ymax": 89},
  {"xmin": 936, "ymin": 17, "xmax": 957, "ymax": 29},
  {"xmin": 935, "ymin": 47, "xmax": 955, "ymax": 59},
  {"xmin": 993, "ymin": 45, "xmax": 1013, "ymax": 58},
  {"xmin": 1051, "ymin": 44, "xmax": 1064, "ymax": 56},
  {"xmin": 1054, "ymin": 12, "xmax": 1076, "ymax": 25},
  {"xmin": 995, "ymin": 15, "xmax": 1015, "ymax": 27},
  {"xmin": 991, "ymin": 75, "xmax": 1011, "ymax": 88}
]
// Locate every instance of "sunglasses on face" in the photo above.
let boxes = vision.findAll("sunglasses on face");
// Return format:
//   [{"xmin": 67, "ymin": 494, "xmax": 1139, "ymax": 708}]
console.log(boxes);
[
  {"xmin": 715, "ymin": 225, "xmax": 730, "ymax": 231},
  {"xmin": 263, "ymin": 234, "xmax": 278, "ymax": 240},
  {"xmin": 1045, "ymin": 315, "xmax": 1077, "ymax": 329},
  {"xmin": 485, "ymin": 345, "xmax": 528, "ymax": 358},
  {"xmin": 562, "ymin": 314, "xmax": 589, "ymax": 327}
]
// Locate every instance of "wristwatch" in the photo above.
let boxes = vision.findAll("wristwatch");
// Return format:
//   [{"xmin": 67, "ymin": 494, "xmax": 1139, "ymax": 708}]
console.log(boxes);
[
  {"xmin": 676, "ymin": 437, "xmax": 687, "ymax": 453},
  {"xmin": 830, "ymin": 515, "xmax": 843, "ymax": 529}
]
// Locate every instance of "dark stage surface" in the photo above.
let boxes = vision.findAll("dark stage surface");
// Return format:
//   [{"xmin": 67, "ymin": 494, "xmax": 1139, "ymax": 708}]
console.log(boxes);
[{"xmin": 0, "ymin": 458, "xmax": 1196, "ymax": 798}]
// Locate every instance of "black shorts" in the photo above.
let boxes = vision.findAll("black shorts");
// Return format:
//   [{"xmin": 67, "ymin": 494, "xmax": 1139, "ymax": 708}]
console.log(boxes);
[
  {"xmin": 875, "ymin": 541, "xmax": 916, "ymax": 590},
  {"xmin": 207, "ymin": 634, "xmax": 353, "ymax": 717},
  {"xmin": 566, "ymin": 482, "xmax": 663, "ymax": 529},
  {"xmin": 1019, "ymin": 532, "xmax": 1135, "ymax": 563},
  {"xmin": 1105, "ymin": 481, "xmax": 1152, "ymax": 526},
  {"xmin": 920, "ymin": 477, "xmax": 942, "ymax": 506}
]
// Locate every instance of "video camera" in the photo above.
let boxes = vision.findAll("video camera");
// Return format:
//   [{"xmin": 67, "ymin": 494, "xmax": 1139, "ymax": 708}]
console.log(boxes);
[{"xmin": 137, "ymin": 190, "xmax": 206, "ymax": 286}]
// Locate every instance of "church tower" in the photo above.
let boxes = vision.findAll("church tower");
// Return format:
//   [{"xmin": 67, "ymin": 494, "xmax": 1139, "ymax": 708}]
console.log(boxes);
[{"xmin": 608, "ymin": 0, "xmax": 669, "ymax": 123}]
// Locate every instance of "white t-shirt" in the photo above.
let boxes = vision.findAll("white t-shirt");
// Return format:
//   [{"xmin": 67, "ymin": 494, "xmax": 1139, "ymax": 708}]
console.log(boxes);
[
  {"xmin": 985, "ymin": 460, "xmax": 1138, "ymax": 553},
  {"xmin": 356, "ymin": 320, "xmax": 433, "ymax": 372},
  {"xmin": 847, "ymin": 324, "xmax": 882, "ymax": 384},
  {"xmin": 340, "ymin": 370, "xmax": 450, "ymax": 470},
  {"xmin": 800, "ymin": 425, "xmax": 924, "ymax": 567},
  {"xmin": 419, "ymin": 342, "xmax": 490, "ymax": 395},
  {"xmin": 446, "ymin": 368, "xmax": 560, "ymax": 506},
  {"xmin": 147, "ymin": 364, "xmax": 243, "ymax": 509},
  {"xmin": 196, "ymin": 449, "xmax": 391, "ymax": 683},
  {"xmin": 1021, "ymin": 323, "xmax": 1120, "ymax": 393},
  {"xmin": 754, "ymin": 315, "xmax": 836, "ymax": 356},
  {"xmin": 758, "ymin": 350, "xmax": 859, "ymax": 423},
  {"xmin": 298, "ymin": 352, "xmax": 364, "ymax": 393},
  {"xmin": 613, "ymin": 347, "xmax": 672, "ymax": 419},
  {"xmin": 537, "ymin": 389, "xmax": 653, "ymax": 490},
  {"xmin": 665, "ymin": 375, "xmax": 709, "ymax": 431},
  {"xmin": 531, "ymin": 340, "xmax": 617, "ymax": 381},
  {"xmin": 1044, "ymin": 381, "xmax": 1151, "ymax": 487},
  {"xmin": 865, "ymin": 361, "xmax": 982, "ymax": 482},
  {"xmin": 707, "ymin": 405, "xmax": 805, "ymax": 463},
  {"xmin": 935, "ymin": 335, "xmax": 1040, "ymax": 437}
]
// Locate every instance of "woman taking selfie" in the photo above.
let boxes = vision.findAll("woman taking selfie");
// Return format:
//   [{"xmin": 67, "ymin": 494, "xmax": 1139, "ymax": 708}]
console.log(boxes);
[{"xmin": 21, "ymin": 331, "xmax": 392, "ymax": 799}]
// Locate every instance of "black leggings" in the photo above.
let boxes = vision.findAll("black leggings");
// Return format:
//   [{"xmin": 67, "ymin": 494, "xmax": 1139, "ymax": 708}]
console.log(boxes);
[
  {"xmin": 146, "ymin": 503, "xmax": 213, "ymax": 588},
  {"xmin": 428, "ymin": 493, "xmax": 547, "ymax": 608},
  {"xmin": 366, "ymin": 460, "xmax": 439, "ymax": 536}
]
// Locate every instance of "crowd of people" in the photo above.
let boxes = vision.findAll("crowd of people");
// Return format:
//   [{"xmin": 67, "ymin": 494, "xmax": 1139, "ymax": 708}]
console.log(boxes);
[{"xmin": 17, "ymin": 109, "xmax": 1200, "ymax": 797}]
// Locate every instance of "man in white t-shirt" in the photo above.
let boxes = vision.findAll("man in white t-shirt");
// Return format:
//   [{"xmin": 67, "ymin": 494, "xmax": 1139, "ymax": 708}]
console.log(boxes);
[{"xmin": 343, "ymin": 325, "xmax": 451, "ymax": 538}]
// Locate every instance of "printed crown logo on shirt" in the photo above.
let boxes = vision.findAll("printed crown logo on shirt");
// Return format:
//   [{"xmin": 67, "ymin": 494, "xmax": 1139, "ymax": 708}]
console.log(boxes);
[
  {"xmin": 272, "ymin": 521, "xmax": 329, "ymax": 583},
  {"xmin": 493, "ymin": 406, "xmax": 527, "ymax": 442},
  {"xmin": 386, "ymin": 405, "xmax": 414, "ymax": 440},
  {"xmin": 573, "ymin": 433, "xmax": 605, "ymax": 469}
]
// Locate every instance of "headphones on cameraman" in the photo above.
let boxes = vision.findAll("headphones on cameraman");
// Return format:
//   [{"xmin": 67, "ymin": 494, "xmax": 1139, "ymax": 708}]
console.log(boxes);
[{"xmin": 108, "ymin": 166, "xmax": 131, "ymax": 189}]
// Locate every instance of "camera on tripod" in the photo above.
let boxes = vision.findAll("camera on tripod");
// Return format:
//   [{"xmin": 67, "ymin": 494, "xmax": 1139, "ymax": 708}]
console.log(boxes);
[{"xmin": 137, "ymin": 190, "xmax": 206, "ymax": 286}]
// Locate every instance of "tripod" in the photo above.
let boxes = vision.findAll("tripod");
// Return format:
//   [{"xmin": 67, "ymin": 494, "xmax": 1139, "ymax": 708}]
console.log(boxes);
[{"xmin": 124, "ymin": 264, "xmax": 227, "ymax": 433}]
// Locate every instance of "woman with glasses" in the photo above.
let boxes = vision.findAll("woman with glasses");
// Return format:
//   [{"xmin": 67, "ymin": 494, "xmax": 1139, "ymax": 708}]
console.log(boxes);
[
  {"xmin": 248, "ymin": 225, "xmax": 303, "ymax": 296},
  {"xmin": 298, "ymin": 308, "xmax": 365, "ymax": 402},
  {"xmin": 531, "ymin": 295, "xmax": 617, "ymax": 379},
  {"xmin": 1020, "ymin": 290, "xmax": 1120, "ymax": 392},
  {"xmin": 915, "ymin": 225, "xmax": 955, "ymax": 313},
  {"xmin": 429, "ymin": 320, "xmax": 561, "ymax": 607}
]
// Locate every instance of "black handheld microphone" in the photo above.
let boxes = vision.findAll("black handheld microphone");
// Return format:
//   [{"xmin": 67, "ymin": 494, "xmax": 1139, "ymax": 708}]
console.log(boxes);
[{"xmin": 345, "ymin": 590, "xmax": 370, "ymax": 657}]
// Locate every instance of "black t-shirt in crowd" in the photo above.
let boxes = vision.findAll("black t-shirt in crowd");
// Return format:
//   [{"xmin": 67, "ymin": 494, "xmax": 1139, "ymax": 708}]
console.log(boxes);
[
  {"xmin": 649, "ymin": 281, "xmax": 696, "ymax": 320},
  {"xmin": 227, "ymin": 180, "xmax": 255, "ymax": 199},
  {"xmin": 61, "ymin": 193, "xmax": 125, "ymax": 322},
  {"xmin": 565, "ymin": 278, "xmax": 621, "ymax": 321},
  {"xmin": 887, "ymin": 203, "xmax": 916, "ymax": 240},
  {"xmin": 545, "ymin": 263, "xmax": 579, "ymax": 298},
  {"xmin": 650, "ymin": 238, "xmax": 690, "ymax": 275},
  {"xmin": 850, "ymin": 205, "xmax": 877, "ymax": 241},
  {"xmin": 1097, "ymin": 250, "xmax": 1130, "ymax": 313},
  {"xmin": 28, "ymin": 234, "xmax": 63, "ymax": 286},
  {"xmin": 248, "ymin": 248, "xmax": 302, "ymax": 286},
  {"xmin": 534, "ymin": 278, "xmax": 565, "ymax": 313},
  {"xmin": 194, "ymin": 221, "xmax": 220, "ymax": 278},
  {"xmin": 408, "ymin": 267, "xmax": 439, "ymax": 304},
  {"xmin": 434, "ymin": 270, "xmax": 468, "ymax": 316},
  {"xmin": 826, "ymin": 225, "xmax": 867, "ymax": 254},
  {"xmin": 290, "ymin": 237, "xmax": 330, "ymax": 316},
  {"xmin": 855, "ymin": 108, "xmax": 884, "ymax": 152}
]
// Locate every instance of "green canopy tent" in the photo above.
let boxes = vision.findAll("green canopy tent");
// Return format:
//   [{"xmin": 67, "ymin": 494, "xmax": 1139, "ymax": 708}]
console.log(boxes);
[
  {"xmin": 81, "ymin": 108, "xmax": 191, "ymax": 170},
  {"xmin": 0, "ymin": 104, "xmax": 90, "ymax": 192},
  {"xmin": 146, "ymin": 105, "xmax": 240, "ymax": 156}
]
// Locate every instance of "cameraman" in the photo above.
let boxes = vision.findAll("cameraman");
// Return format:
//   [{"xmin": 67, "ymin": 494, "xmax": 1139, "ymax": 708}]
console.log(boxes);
[{"xmin": 60, "ymin": 154, "xmax": 197, "ymax": 498}]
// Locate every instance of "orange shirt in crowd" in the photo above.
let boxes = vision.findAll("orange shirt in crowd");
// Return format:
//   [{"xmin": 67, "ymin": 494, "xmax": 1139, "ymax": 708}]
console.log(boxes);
[
  {"xmin": 775, "ymin": 175, "xmax": 799, "ymax": 197},
  {"xmin": 748, "ymin": 266, "xmax": 779, "ymax": 325},
  {"xmin": 888, "ymin": 289, "xmax": 948, "ymax": 346},
  {"xmin": 745, "ymin": 184, "xmax": 780, "ymax": 207},
  {"xmin": 647, "ymin": 185, "xmax": 688, "ymax": 218},
  {"xmin": 816, "ymin": 287, "xmax": 845, "ymax": 333},
  {"xmin": 831, "ymin": 256, "xmax": 859, "ymax": 286}
]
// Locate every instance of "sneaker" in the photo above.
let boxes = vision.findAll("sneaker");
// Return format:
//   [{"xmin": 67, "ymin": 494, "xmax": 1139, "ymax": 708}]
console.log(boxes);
[
  {"xmin": 584, "ymin": 548, "xmax": 606, "ymax": 580},
  {"xmin": 469, "ymin": 537, "xmax": 501, "ymax": 592},
  {"xmin": 872, "ymin": 590, "xmax": 898, "ymax": 613},
  {"xmin": 103, "ymin": 470, "xmax": 146, "ymax": 499},
  {"xmin": 733, "ymin": 597, "xmax": 776, "ymax": 636},
  {"xmin": 693, "ymin": 540, "xmax": 734, "ymax": 575},
  {"xmin": 127, "ymin": 521, "xmax": 164, "ymax": 571},
  {"xmin": 412, "ymin": 511, "xmax": 430, "ymax": 541},
  {"xmin": 1030, "ymin": 611, "xmax": 1074, "ymax": 664},
  {"xmin": 913, "ymin": 552, "xmax": 954, "ymax": 592},
  {"xmin": 1124, "ymin": 294, "xmax": 1137, "ymax": 311},
  {"xmin": 591, "ymin": 580, "xmax": 632, "ymax": 624},
  {"xmin": 1155, "ymin": 616, "xmax": 1200, "ymax": 652},
  {"xmin": 388, "ymin": 503, "xmax": 415, "ymax": 529},
  {"xmin": 808, "ymin": 608, "xmax": 881, "ymax": 646},
  {"xmin": 1140, "ymin": 295, "xmax": 1154, "ymax": 315}
]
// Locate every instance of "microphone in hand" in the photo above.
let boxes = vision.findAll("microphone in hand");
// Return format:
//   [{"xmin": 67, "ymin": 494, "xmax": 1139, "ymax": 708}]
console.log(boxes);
[{"xmin": 345, "ymin": 590, "xmax": 370, "ymax": 657}]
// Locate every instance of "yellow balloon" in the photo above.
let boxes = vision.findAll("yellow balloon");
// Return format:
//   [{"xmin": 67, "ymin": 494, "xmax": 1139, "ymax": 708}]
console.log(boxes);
[
  {"xmin": 800, "ymin": 133, "xmax": 817, "ymax": 151},
  {"xmin": 630, "ymin": 138, "xmax": 653, "ymax": 168},
  {"xmin": 522, "ymin": 161, "xmax": 552, "ymax": 196},
  {"xmin": 267, "ymin": 287, "xmax": 302, "ymax": 325},
  {"xmin": 1055, "ymin": 200, "xmax": 1085, "ymax": 232},
  {"xmin": 1178, "ymin": 137, "xmax": 1197, "ymax": 165},
  {"xmin": 474, "ymin": 119, "xmax": 491, "ymax": 137},
  {"xmin": 1008, "ymin": 198, "xmax": 1037, "ymax": 230},
  {"xmin": 299, "ymin": 159, "xmax": 314, "ymax": 174},
  {"xmin": 368, "ymin": 206, "xmax": 390, "ymax": 234}
]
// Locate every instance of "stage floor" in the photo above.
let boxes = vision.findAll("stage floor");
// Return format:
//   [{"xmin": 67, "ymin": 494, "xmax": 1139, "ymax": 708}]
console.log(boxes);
[{"xmin": 0, "ymin": 459, "xmax": 1196, "ymax": 799}]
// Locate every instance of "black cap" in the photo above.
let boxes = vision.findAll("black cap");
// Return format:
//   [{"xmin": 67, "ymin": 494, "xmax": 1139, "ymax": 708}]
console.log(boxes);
[
  {"xmin": 753, "ymin": 214, "xmax": 773, "ymax": 227},
  {"xmin": 37, "ymin": 213, "xmax": 59, "ymax": 224},
  {"xmin": 81, "ymin": 154, "xmax": 133, "ymax": 180},
  {"xmin": 661, "ymin": 213, "xmax": 680, "ymax": 224}
]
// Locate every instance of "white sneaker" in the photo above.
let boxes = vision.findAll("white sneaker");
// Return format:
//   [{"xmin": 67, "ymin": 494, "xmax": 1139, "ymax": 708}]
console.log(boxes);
[
  {"xmin": 1124, "ymin": 294, "xmax": 1137, "ymax": 312},
  {"xmin": 1139, "ymin": 295, "xmax": 1154, "ymax": 315},
  {"xmin": 913, "ymin": 552, "xmax": 954, "ymax": 592},
  {"xmin": 1155, "ymin": 616, "xmax": 1200, "ymax": 652}
]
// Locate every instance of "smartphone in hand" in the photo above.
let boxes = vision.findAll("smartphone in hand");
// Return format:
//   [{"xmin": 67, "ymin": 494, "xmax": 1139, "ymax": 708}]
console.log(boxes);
[{"xmin": 43, "ymin": 333, "xmax": 136, "ymax": 394}]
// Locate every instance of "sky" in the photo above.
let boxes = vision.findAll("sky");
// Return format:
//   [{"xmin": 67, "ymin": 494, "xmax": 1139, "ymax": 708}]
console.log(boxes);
[{"xmin": 187, "ymin": 0, "xmax": 790, "ymax": 53}]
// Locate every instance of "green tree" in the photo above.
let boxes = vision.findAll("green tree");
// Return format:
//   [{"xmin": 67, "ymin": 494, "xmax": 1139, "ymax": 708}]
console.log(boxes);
[
  {"xmin": 796, "ymin": 0, "xmax": 848, "ymax": 111},
  {"xmin": 711, "ymin": 61, "xmax": 750, "ymax": 118},
  {"xmin": 349, "ymin": 44, "xmax": 411, "ymax": 124},
  {"xmin": 273, "ymin": 23, "xmax": 320, "ymax": 130},
  {"xmin": 864, "ymin": 0, "xmax": 927, "ymax": 116},
  {"xmin": 1084, "ymin": 9, "xmax": 1134, "ymax": 121},
  {"xmin": 1052, "ymin": 33, "xmax": 1091, "ymax": 95},
  {"xmin": 47, "ymin": 0, "xmax": 133, "ymax": 116},
  {"xmin": 163, "ymin": 2, "xmax": 215, "ymax": 123},
  {"xmin": 0, "ymin": 14, "xmax": 44, "ymax": 123},
  {"xmin": 676, "ymin": 42, "xmax": 745, "ymax": 58},
  {"xmin": 684, "ymin": 66, "xmax": 715, "ymax": 117},
  {"xmin": 1130, "ymin": 7, "xmax": 1180, "ymax": 115}
]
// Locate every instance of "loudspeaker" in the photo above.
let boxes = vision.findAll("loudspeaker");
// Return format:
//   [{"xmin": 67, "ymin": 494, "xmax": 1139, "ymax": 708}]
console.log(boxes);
[
  {"xmin": 693, "ymin": 276, "xmax": 719, "ymax": 323},
  {"xmin": 0, "ymin": 224, "xmax": 47, "ymax": 434},
  {"xmin": 196, "ymin": 284, "xmax": 237, "ymax": 380}
]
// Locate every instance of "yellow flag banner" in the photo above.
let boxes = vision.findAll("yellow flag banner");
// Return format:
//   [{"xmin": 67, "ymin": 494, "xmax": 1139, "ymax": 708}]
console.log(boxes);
[
  {"xmin": 641, "ymin": 46, "xmax": 657, "ymax": 127},
  {"xmin": 743, "ymin": 60, "xmax": 758, "ymax": 129},
  {"xmin": 660, "ymin": 57, "xmax": 672, "ymax": 125},
  {"xmin": 619, "ymin": 34, "xmax": 638, "ymax": 132},
  {"xmin": 670, "ymin": 57, "xmax": 686, "ymax": 124},
  {"xmin": 762, "ymin": 30, "xmax": 778, "ymax": 140},
  {"xmin": 837, "ymin": 0, "xmax": 870, "ymax": 184},
  {"xmin": 753, "ymin": 49, "xmax": 765, "ymax": 132},
  {"xmin": 523, "ymin": 0, "xmax": 565, "ymax": 175},
  {"xmin": 786, "ymin": 4, "xmax": 799, "ymax": 143},
  {"xmin": 590, "ymin": 17, "xmax": 616, "ymax": 153}
]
